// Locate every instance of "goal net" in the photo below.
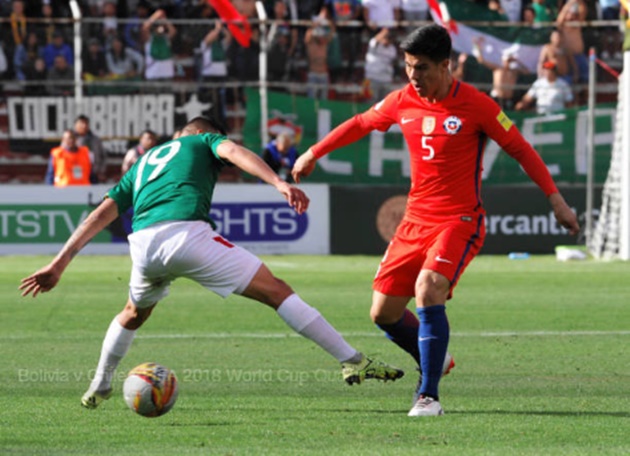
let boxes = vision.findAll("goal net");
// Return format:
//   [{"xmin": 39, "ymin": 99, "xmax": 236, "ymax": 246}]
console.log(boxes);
[{"xmin": 588, "ymin": 53, "xmax": 629, "ymax": 259}]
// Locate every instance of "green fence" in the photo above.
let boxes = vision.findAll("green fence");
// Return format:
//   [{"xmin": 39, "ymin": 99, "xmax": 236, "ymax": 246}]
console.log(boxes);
[{"xmin": 243, "ymin": 88, "xmax": 615, "ymax": 186}]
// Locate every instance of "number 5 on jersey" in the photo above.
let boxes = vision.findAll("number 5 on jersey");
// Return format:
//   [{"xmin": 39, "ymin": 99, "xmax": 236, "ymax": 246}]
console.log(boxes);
[{"xmin": 422, "ymin": 136, "xmax": 435, "ymax": 161}]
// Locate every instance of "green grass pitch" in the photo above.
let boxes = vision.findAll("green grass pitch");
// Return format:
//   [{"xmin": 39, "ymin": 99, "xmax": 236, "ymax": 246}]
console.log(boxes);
[{"xmin": 1, "ymin": 254, "xmax": 630, "ymax": 455}]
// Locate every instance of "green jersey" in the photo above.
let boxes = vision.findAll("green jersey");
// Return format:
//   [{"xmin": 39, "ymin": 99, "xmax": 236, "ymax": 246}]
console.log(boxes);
[{"xmin": 107, "ymin": 133, "xmax": 228, "ymax": 232}]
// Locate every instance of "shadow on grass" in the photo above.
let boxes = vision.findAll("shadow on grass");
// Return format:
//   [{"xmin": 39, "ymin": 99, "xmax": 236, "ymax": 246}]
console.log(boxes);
[{"xmin": 319, "ymin": 408, "xmax": 630, "ymax": 418}]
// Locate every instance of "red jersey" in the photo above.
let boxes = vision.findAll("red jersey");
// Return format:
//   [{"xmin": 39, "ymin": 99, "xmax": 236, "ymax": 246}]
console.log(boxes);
[{"xmin": 312, "ymin": 80, "xmax": 558, "ymax": 222}]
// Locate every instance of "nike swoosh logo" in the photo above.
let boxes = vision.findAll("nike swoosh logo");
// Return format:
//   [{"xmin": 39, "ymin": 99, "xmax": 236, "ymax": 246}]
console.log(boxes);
[
  {"xmin": 401, "ymin": 117, "xmax": 415, "ymax": 124},
  {"xmin": 419, "ymin": 336, "xmax": 438, "ymax": 342},
  {"xmin": 435, "ymin": 256, "xmax": 453, "ymax": 264}
]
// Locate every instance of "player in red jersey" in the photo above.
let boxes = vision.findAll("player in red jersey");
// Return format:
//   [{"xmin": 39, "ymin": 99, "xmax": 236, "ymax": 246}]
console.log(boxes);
[{"xmin": 292, "ymin": 24, "xmax": 580, "ymax": 417}]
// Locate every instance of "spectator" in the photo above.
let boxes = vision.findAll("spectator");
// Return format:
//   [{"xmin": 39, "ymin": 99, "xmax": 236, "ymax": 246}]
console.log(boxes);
[
  {"xmin": 124, "ymin": 1, "xmax": 151, "ymax": 53},
  {"xmin": 400, "ymin": 0, "xmax": 429, "ymax": 31},
  {"xmin": 362, "ymin": 0, "xmax": 400, "ymax": 35},
  {"xmin": 45, "ymin": 129, "xmax": 92, "ymax": 187},
  {"xmin": 556, "ymin": 0, "xmax": 588, "ymax": 82},
  {"xmin": 23, "ymin": 56, "xmax": 48, "ymax": 95},
  {"xmin": 226, "ymin": 28, "xmax": 260, "ymax": 107},
  {"xmin": 267, "ymin": 25, "xmax": 292, "ymax": 84},
  {"xmin": 13, "ymin": 31, "xmax": 44, "ymax": 81},
  {"xmin": 198, "ymin": 21, "xmax": 229, "ymax": 125},
  {"xmin": 599, "ymin": 0, "xmax": 623, "ymax": 60},
  {"xmin": 269, "ymin": 0, "xmax": 298, "ymax": 71},
  {"xmin": 43, "ymin": 30, "xmax": 73, "ymax": 70},
  {"xmin": 499, "ymin": 0, "xmax": 522, "ymax": 22},
  {"xmin": 364, "ymin": 27, "xmax": 397, "ymax": 103},
  {"xmin": 487, "ymin": 0, "xmax": 507, "ymax": 17},
  {"xmin": 522, "ymin": 4, "xmax": 536, "ymax": 24},
  {"xmin": 84, "ymin": 1, "xmax": 120, "ymax": 49},
  {"xmin": 515, "ymin": 60, "xmax": 573, "ymax": 114},
  {"xmin": 121, "ymin": 129, "xmax": 158, "ymax": 175},
  {"xmin": 38, "ymin": 2, "xmax": 58, "ymax": 45},
  {"xmin": 141, "ymin": 8, "xmax": 177, "ymax": 83},
  {"xmin": 305, "ymin": 19, "xmax": 334, "ymax": 100},
  {"xmin": 531, "ymin": 0, "xmax": 554, "ymax": 23},
  {"xmin": 100, "ymin": 1, "xmax": 120, "ymax": 48},
  {"xmin": 74, "ymin": 115, "xmax": 106, "ymax": 183},
  {"xmin": 83, "ymin": 0, "xmax": 104, "ymax": 17},
  {"xmin": 10, "ymin": 0, "xmax": 27, "ymax": 48},
  {"xmin": 472, "ymin": 37, "xmax": 525, "ymax": 110},
  {"xmin": 262, "ymin": 133, "xmax": 300, "ymax": 183},
  {"xmin": 46, "ymin": 54, "xmax": 73, "ymax": 96},
  {"xmin": 537, "ymin": 28, "xmax": 577, "ymax": 84},
  {"xmin": 106, "ymin": 35, "xmax": 144, "ymax": 78},
  {"xmin": 322, "ymin": 0, "xmax": 362, "ymax": 82},
  {"xmin": 82, "ymin": 38, "xmax": 107, "ymax": 80}
]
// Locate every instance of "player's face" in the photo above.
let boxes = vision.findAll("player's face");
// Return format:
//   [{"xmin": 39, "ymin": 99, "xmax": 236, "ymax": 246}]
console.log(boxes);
[{"xmin": 404, "ymin": 53, "xmax": 450, "ymax": 100}]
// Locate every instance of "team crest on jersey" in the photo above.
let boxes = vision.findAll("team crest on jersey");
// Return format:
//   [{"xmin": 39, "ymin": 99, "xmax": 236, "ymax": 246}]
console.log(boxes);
[
  {"xmin": 443, "ymin": 116, "xmax": 462, "ymax": 135},
  {"xmin": 422, "ymin": 117, "xmax": 436, "ymax": 135}
]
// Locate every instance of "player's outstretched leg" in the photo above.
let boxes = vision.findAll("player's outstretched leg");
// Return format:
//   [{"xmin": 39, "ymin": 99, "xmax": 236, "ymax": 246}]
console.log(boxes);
[
  {"xmin": 276, "ymin": 294, "xmax": 404, "ymax": 385},
  {"xmin": 81, "ymin": 318, "xmax": 134, "ymax": 409},
  {"xmin": 82, "ymin": 301, "xmax": 154, "ymax": 409}
]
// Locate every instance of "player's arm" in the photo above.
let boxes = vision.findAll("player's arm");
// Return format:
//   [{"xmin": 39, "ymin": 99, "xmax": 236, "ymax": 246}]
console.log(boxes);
[
  {"xmin": 216, "ymin": 140, "xmax": 309, "ymax": 215},
  {"xmin": 485, "ymin": 110, "xmax": 580, "ymax": 235},
  {"xmin": 19, "ymin": 198, "xmax": 120, "ymax": 297},
  {"xmin": 292, "ymin": 114, "xmax": 376, "ymax": 183}
]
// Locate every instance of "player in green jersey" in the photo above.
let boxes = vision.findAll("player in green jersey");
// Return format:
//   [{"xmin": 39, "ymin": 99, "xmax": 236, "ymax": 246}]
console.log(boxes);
[{"xmin": 20, "ymin": 116, "xmax": 404, "ymax": 409}]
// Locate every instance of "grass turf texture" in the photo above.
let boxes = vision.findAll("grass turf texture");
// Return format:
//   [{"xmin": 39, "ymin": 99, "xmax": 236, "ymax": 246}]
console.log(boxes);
[{"xmin": 1, "ymin": 255, "xmax": 629, "ymax": 455}]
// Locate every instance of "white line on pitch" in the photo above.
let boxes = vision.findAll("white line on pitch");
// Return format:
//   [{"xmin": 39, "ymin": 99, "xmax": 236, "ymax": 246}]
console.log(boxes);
[
  {"xmin": 136, "ymin": 330, "xmax": 630, "ymax": 340},
  {"xmin": 2, "ymin": 330, "xmax": 630, "ymax": 341}
]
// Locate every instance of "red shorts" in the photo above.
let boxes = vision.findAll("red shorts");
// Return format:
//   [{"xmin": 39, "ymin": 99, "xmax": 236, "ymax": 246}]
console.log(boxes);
[{"xmin": 373, "ymin": 214, "xmax": 485, "ymax": 299}]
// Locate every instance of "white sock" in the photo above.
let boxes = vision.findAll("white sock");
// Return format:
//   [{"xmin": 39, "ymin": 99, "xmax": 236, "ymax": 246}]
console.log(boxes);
[
  {"xmin": 276, "ymin": 294, "xmax": 360, "ymax": 363},
  {"xmin": 89, "ymin": 317, "xmax": 135, "ymax": 392}
]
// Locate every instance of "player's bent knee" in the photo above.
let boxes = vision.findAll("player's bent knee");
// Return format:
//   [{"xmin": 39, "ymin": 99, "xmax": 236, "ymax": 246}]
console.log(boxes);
[
  {"xmin": 370, "ymin": 305, "xmax": 402, "ymax": 325},
  {"xmin": 118, "ymin": 301, "xmax": 155, "ymax": 330},
  {"xmin": 415, "ymin": 272, "xmax": 450, "ymax": 306},
  {"xmin": 241, "ymin": 273, "xmax": 294, "ymax": 308}
]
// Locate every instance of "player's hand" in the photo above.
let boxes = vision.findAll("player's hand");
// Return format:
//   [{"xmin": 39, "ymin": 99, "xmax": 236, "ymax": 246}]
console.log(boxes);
[
  {"xmin": 291, "ymin": 149, "xmax": 317, "ymax": 184},
  {"xmin": 549, "ymin": 193, "xmax": 580, "ymax": 236},
  {"xmin": 276, "ymin": 181, "xmax": 309, "ymax": 215},
  {"xmin": 19, "ymin": 264, "xmax": 62, "ymax": 298}
]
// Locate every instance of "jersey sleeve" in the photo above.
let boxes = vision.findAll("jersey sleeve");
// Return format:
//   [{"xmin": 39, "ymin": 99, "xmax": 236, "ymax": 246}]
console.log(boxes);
[
  {"xmin": 106, "ymin": 169, "xmax": 134, "ymax": 212},
  {"xmin": 311, "ymin": 91, "xmax": 399, "ymax": 158},
  {"xmin": 199, "ymin": 133, "xmax": 230, "ymax": 164},
  {"xmin": 478, "ymin": 95, "xmax": 559, "ymax": 196}
]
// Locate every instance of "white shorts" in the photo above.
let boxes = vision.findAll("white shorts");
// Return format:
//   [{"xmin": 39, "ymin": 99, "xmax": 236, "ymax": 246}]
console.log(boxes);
[{"xmin": 127, "ymin": 220, "xmax": 263, "ymax": 308}]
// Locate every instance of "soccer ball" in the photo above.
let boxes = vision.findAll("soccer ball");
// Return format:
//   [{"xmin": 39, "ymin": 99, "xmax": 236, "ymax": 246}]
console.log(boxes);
[{"xmin": 123, "ymin": 362, "xmax": 179, "ymax": 418}]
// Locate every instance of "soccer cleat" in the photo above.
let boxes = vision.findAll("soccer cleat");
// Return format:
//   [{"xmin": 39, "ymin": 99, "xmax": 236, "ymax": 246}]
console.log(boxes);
[
  {"xmin": 81, "ymin": 388, "xmax": 113, "ymax": 409},
  {"xmin": 412, "ymin": 352, "xmax": 455, "ymax": 404},
  {"xmin": 408, "ymin": 395, "xmax": 444, "ymax": 417},
  {"xmin": 342, "ymin": 355, "xmax": 404, "ymax": 385}
]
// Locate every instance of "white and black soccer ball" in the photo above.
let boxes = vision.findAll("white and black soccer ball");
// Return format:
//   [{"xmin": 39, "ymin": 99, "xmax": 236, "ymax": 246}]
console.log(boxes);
[{"xmin": 123, "ymin": 362, "xmax": 179, "ymax": 418}]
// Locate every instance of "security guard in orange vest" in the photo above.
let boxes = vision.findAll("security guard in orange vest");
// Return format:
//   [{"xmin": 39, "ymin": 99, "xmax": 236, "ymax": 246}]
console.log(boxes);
[{"xmin": 45, "ymin": 129, "xmax": 93, "ymax": 186}]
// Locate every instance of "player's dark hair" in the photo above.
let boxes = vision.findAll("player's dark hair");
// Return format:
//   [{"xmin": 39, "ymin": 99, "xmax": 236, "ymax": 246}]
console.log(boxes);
[
  {"xmin": 400, "ymin": 24, "xmax": 451, "ymax": 63},
  {"xmin": 183, "ymin": 116, "xmax": 227, "ymax": 136},
  {"xmin": 74, "ymin": 114, "xmax": 89, "ymax": 123}
]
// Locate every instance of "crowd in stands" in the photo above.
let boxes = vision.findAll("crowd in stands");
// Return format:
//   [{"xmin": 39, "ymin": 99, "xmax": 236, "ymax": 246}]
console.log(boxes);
[
  {"xmin": 0, "ymin": 0, "xmax": 625, "ymax": 113},
  {"xmin": 0, "ymin": 0, "xmax": 626, "ymax": 185}
]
